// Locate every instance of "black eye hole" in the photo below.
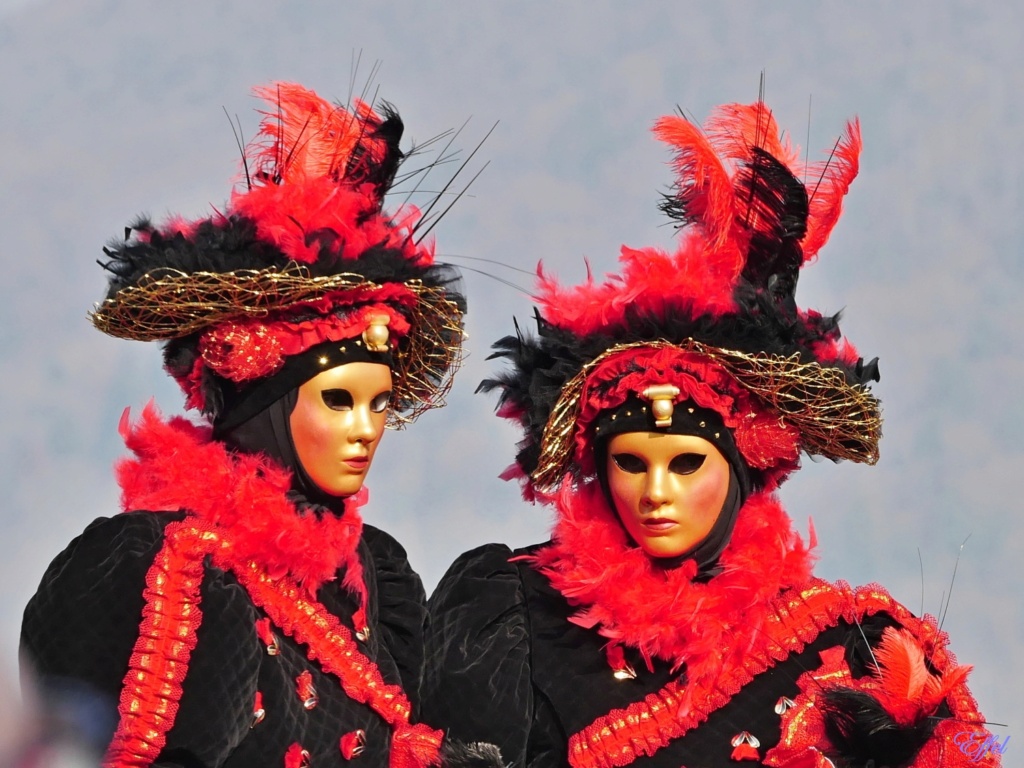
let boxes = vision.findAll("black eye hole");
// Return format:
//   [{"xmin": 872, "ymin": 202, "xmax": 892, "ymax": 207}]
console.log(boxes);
[
  {"xmin": 370, "ymin": 391, "xmax": 392, "ymax": 414},
  {"xmin": 669, "ymin": 453, "xmax": 706, "ymax": 475},
  {"xmin": 611, "ymin": 453, "xmax": 646, "ymax": 474},
  {"xmin": 321, "ymin": 389, "xmax": 354, "ymax": 411}
]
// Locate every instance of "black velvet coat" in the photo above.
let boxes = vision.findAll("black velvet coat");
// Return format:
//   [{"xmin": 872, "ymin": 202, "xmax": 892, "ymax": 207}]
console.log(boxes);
[{"xmin": 21, "ymin": 512, "xmax": 426, "ymax": 768}]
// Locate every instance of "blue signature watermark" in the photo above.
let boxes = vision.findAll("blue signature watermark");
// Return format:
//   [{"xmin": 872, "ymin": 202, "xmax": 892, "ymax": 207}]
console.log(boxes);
[{"xmin": 954, "ymin": 730, "xmax": 1010, "ymax": 763}]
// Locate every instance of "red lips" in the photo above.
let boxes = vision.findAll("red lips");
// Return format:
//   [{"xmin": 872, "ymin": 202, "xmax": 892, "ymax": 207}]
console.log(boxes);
[{"xmin": 642, "ymin": 518, "xmax": 678, "ymax": 531}]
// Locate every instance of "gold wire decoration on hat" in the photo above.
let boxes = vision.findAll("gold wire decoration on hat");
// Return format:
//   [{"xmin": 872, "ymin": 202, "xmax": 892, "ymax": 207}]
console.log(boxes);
[
  {"xmin": 90, "ymin": 264, "xmax": 464, "ymax": 427},
  {"xmin": 91, "ymin": 264, "xmax": 380, "ymax": 340},
  {"xmin": 531, "ymin": 339, "xmax": 881, "ymax": 490},
  {"xmin": 385, "ymin": 278, "xmax": 465, "ymax": 428}
]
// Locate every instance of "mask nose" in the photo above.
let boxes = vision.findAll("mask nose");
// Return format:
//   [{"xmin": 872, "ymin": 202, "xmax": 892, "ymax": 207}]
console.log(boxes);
[
  {"xmin": 641, "ymin": 465, "xmax": 670, "ymax": 511},
  {"xmin": 349, "ymin": 405, "xmax": 379, "ymax": 445}
]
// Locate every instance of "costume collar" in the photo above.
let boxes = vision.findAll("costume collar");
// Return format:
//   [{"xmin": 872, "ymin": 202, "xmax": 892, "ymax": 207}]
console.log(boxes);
[
  {"xmin": 524, "ymin": 481, "xmax": 816, "ymax": 693},
  {"xmin": 114, "ymin": 403, "xmax": 367, "ymax": 600}
]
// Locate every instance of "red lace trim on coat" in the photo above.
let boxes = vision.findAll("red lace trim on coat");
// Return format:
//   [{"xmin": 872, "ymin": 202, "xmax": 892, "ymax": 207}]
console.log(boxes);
[
  {"xmin": 103, "ymin": 522, "xmax": 441, "ymax": 768},
  {"xmin": 567, "ymin": 580, "xmax": 990, "ymax": 768}
]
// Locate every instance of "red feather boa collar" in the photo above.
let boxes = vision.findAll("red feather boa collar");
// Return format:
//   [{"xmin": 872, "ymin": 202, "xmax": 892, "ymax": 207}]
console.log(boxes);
[
  {"xmin": 525, "ymin": 481, "xmax": 816, "ymax": 696},
  {"xmin": 115, "ymin": 404, "xmax": 367, "ymax": 603}
]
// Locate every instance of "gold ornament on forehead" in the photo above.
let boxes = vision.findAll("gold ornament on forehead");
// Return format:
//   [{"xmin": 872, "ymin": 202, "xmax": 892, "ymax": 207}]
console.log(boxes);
[
  {"xmin": 362, "ymin": 314, "xmax": 391, "ymax": 353},
  {"xmin": 90, "ymin": 264, "xmax": 465, "ymax": 428},
  {"xmin": 531, "ymin": 339, "xmax": 882, "ymax": 490},
  {"xmin": 641, "ymin": 384, "xmax": 681, "ymax": 428}
]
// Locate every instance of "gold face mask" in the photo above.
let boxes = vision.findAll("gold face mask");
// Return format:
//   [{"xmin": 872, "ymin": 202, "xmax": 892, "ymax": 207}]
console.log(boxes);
[
  {"xmin": 606, "ymin": 432, "xmax": 730, "ymax": 559},
  {"xmin": 290, "ymin": 362, "xmax": 392, "ymax": 498}
]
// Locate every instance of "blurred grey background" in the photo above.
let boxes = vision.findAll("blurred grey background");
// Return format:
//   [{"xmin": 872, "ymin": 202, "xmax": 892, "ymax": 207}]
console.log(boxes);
[{"xmin": 1, "ymin": 0, "xmax": 1020, "ymax": 749}]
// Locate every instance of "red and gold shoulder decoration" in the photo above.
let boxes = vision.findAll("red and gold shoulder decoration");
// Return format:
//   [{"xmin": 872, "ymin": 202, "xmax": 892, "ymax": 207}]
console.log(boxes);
[{"xmin": 565, "ymin": 580, "xmax": 993, "ymax": 768}]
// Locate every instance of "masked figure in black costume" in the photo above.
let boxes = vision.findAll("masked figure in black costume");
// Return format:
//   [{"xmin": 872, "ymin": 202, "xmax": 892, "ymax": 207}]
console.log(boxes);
[
  {"xmin": 22, "ymin": 82, "xmax": 500, "ymax": 768},
  {"xmin": 421, "ymin": 101, "xmax": 999, "ymax": 768}
]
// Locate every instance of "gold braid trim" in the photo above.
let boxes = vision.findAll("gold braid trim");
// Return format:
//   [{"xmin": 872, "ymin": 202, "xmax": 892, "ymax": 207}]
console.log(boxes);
[{"xmin": 532, "ymin": 340, "xmax": 880, "ymax": 489}]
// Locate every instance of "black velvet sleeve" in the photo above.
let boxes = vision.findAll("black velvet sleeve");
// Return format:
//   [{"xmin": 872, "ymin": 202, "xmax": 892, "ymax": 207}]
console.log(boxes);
[
  {"xmin": 422, "ymin": 544, "xmax": 532, "ymax": 767},
  {"xmin": 20, "ymin": 512, "xmax": 265, "ymax": 768},
  {"xmin": 362, "ymin": 524, "xmax": 428, "ymax": 698},
  {"xmin": 20, "ymin": 513, "xmax": 177, "ymax": 757}
]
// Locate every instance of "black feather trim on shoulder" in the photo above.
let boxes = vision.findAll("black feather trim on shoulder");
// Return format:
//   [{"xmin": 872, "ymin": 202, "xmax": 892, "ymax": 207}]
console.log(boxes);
[{"xmin": 820, "ymin": 687, "xmax": 936, "ymax": 768}]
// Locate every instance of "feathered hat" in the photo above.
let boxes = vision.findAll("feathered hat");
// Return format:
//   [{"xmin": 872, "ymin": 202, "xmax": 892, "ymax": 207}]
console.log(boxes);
[
  {"xmin": 483, "ymin": 101, "xmax": 881, "ymax": 496},
  {"xmin": 91, "ymin": 82, "xmax": 465, "ymax": 431}
]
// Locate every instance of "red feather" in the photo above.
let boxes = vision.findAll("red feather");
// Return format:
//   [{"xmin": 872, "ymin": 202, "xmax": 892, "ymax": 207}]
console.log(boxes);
[
  {"xmin": 870, "ymin": 626, "xmax": 974, "ymax": 726},
  {"xmin": 801, "ymin": 119, "xmax": 861, "ymax": 262},
  {"xmin": 116, "ymin": 404, "xmax": 368, "ymax": 601},
  {"xmin": 652, "ymin": 114, "xmax": 735, "ymax": 251},
  {"xmin": 224, "ymin": 82, "xmax": 422, "ymax": 265},
  {"xmin": 704, "ymin": 101, "xmax": 798, "ymax": 169},
  {"xmin": 248, "ymin": 82, "xmax": 384, "ymax": 187}
]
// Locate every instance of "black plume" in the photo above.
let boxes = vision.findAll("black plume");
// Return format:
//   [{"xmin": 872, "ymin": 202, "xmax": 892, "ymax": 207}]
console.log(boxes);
[{"xmin": 820, "ymin": 687, "xmax": 937, "ymax": 768}]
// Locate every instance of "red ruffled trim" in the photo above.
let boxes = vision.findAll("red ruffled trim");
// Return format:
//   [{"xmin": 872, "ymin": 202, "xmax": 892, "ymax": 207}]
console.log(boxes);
[
  {"xmin": 106, "ymin": 522, "xmax": 442, "ymax": 768},
  {"xmin": 527, "ymin": 482, "xmax": 815, "ymax": 699},
  {"xmin": 218, "ymin": 526, "xmax": 442, "ymax": 768},
  {"xmin": 103, "ymin": 523, "xmax": 205, "ymax": 768}
]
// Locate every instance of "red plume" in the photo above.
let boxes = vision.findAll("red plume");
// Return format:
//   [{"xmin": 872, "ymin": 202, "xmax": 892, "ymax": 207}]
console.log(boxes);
[
  {"xmin": 870, "ymin": 626, "xmax": 973, "ymax": 727},
  {"xmin": 652, "ymin": 114, "xmax": 735, "ymax": 252},
  {"xmin": 704, "ymin": 101, "xmax": 799, "ymax": 170},
  {"xmin": 248, "ymin": 82, "xmax": 385, "ymax": 187},
  {"xmin": 801, "ymin": 119, "xmax": 861, "ymax": 262}
]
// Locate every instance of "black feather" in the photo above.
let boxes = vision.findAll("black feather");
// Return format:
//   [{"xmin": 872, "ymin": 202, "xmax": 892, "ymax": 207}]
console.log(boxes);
[
  {"xmin": 738, "ymin": 148, "xmax": 809, "ymax": 314},
  {"xmin": 820, "ymin": 688, "xmax": 937, "ymax": 768}
]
